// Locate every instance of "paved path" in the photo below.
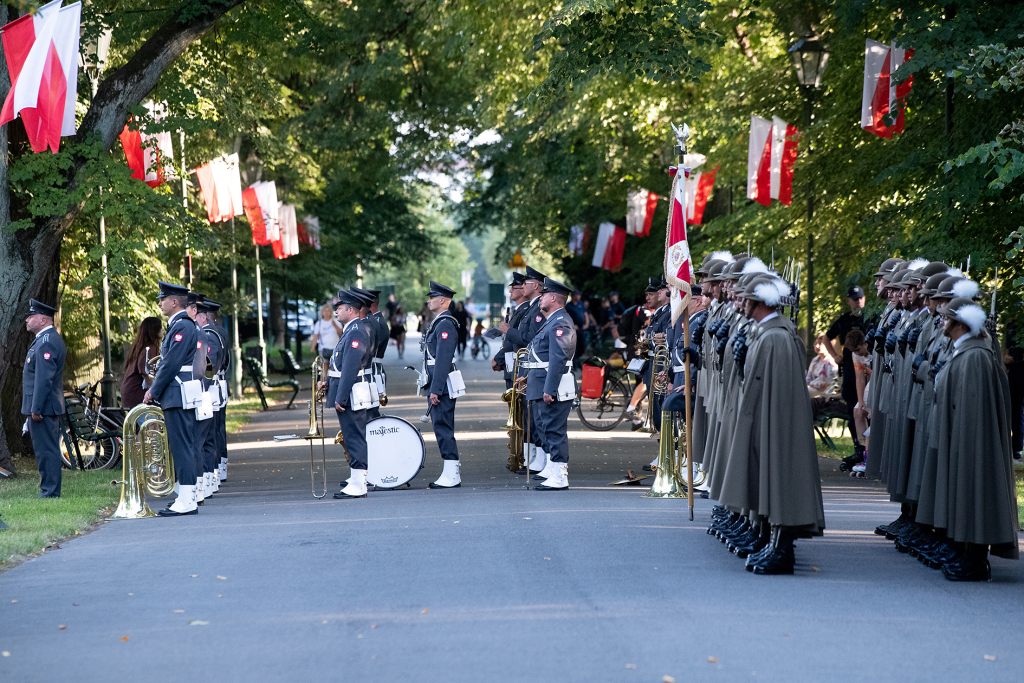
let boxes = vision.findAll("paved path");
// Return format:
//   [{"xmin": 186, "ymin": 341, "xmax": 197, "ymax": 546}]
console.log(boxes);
[{"xmin": 2, "ymin": 338, "xmax": 1022, "ymax": 682}]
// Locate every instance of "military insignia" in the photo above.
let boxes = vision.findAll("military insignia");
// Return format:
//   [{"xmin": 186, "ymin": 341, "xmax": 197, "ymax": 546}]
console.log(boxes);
[
  {"xmin": 351, "ymin": 341, "xmax": 359, "ymax": 348},
  {"xmin": 441, "ymin": 332, "xmax": 449, "ymax": 340},
  {"xmin": 197, "ymin": 341, "xmax": 203, "ymax": 349},
  {"xmin": 43, "ymin": 352, "xmax": 51, "ymax": 360},
  {"xmin": 535, "ymin": 315, "xmax": 542, "ymax": 323},
  {"xmin": 555, "ymin": 329, "xmax": 563, "ymax": 337},
  {"xmin": 174, "ymin": 333, "xmax": 183, "ymax": 342}
]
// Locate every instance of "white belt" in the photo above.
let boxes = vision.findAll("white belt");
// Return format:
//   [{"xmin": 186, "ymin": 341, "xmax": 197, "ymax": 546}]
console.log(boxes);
[
  {"xmin": 358, "ymin": 369, "xmax": 373, "ymax": 377},
  {"xmin": 522, "ymin": 360, "xmax": 572, "ymax": 370},
  {"xmin": 327, "ymin": 369, "xmax": 341, "ymax": 378},
  {"xmin": 179, "ymin": 365, "xmax": 193, "ymax": 372},
  {"xmin": 672, "ymin": 365, "xmax": 685, "ymax": 373},
  {"xmin": 374, "ymin": 356, "xmax": 385, "ymax": 362}
]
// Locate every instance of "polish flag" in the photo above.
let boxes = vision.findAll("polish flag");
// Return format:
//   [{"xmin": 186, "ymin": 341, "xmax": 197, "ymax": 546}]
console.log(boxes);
[
  {"xmin": 626, "ymin": 189, "xmax": 659, "ymax": 236},
  {"xmin": 246, "ymin": 181, "xmax": 280, "ymax": 250},
  {"xmin": 591, "ymin": 222, "xmax": 625, "ymax": 270},
  {"xmin": 0, "ymin": 1, "xmax": 82, "ymax": 154},
  {"xmin": 299, "ymin": 216, "xmax": 321, "ymax": 250},
  {"xmin": 276, "ymin": 202, "xmax": 299, "ymax": 259},
  {"xmin": 569, "ymin": 224, "xmax": 588, "ymax": 256},
  {"xmin": 684, "ymin": 164, "xmax": 719, "ymax": 225},
  {"xmin": 862, "ymin": 39, "xmax": 914, "ymax": 139},
  {"xmin": 119, "ymin": 102, "xmax": 174, "ymax": 188},
  {"xmin": 664, "ymin": 171, "xmax": 692, "ymax": 294},
  {"xmin": 195, "ymin": 154, "xmax": 243, "ymax": 223},
  {"xmin": 747, "ymin": 115, "xmax": 798, "ymax": 206}
]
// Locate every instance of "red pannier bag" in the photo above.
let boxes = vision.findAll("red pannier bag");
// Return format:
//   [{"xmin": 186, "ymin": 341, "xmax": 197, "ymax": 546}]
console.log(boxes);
[{"xmin": 581, "ymin": 364, "xmax": 605, "ymax": 398}]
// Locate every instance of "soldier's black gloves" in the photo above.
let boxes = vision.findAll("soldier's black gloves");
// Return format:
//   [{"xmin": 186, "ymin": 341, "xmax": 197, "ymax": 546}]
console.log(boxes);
[
  {"xmin": 866, "ymin": 327, "xmax": 877, "ymax": 354},
  {"xmin": 907, "ymin": 327, "xmax": 921, "ymax": 350},
  {"xmin": 691, "ymin": 321, "xmax": 706, "ymax": 347},
  {"xmin": 929, "ymin": 359, "xmax": 946, "ymax": 379},
  {"xmin": 884, "ymin": 332, "xmax": 898, "ymax": 355},
  {"xmin": 912, "ymin": 353, "xmax": 926, "ymax": 373},
  {"xmin": 874, "ymin": 327, "xmax": 887, "ymax": 350},
  {"xmin": 897, "ymin": 328, "xmax": 910, "ymax": 356},
  {"xmin": 733, "ymin": 336, "xmax": 748, "ymax": 379},
  {"xmin": 681, "ymin": 346, "xmax": 701, "ymax": 370},
  {"xmin": 715, "ymin": 322, "xmax": 730, "ymax": 340},
  {"xmin": 707, "ymin": 319, "xmax": 723, "ymax": 339}
]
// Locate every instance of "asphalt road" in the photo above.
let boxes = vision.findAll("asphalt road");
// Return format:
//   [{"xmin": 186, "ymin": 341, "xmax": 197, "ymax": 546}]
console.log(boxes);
[{"xmin": 1, "ymin": 336, "xmax": 1022, "ymax": 682}]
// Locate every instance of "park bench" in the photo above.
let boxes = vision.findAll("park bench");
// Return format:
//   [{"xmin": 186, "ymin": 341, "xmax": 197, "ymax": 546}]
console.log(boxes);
[
  {"xmin": 278, "ymin": 349, "xmax": 304, "ymax": 380},
  {"xmin": 813, "ymin": 402, "xmax": 850, "ymax": 451},
  {"xmin": 243, "ymin": 357, "xmax": 300, "ymax": 411},
  {"xmin": 61, "ymin": 394, "xmax": 121, "ymax": 470}
]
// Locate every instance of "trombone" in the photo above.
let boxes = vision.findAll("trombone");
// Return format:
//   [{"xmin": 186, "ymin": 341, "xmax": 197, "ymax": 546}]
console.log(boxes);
[
  {"xmin": 501, "ymin": 348, "xmax": 530, "ymax": 472},
  {"xmin": 637, "ymin": 341, "xmax": 670, "ymax": 434},
  {"xmin": 304, "ymin": 356, "xmax": 328, "ymax": 499}
]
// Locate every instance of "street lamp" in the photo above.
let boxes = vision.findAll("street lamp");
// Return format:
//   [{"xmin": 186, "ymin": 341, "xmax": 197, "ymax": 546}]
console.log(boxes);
[
  {"xmin": 787, "ymin": 32, "xmax": 829, "ymax": 360},
  {"xmin": 81, "ymin": 28, "xmax": 116, "ymax": 407}
]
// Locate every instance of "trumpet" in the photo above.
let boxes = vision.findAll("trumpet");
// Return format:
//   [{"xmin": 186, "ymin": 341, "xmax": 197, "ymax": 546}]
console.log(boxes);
[
  {"xmin": 637, "ymin": 341, "xmax": 670, "ymax": 434},
  {"xmin": 304, "ymin": 356, "xmax": 328, "ymax": 499},
  {"xmin": 111, "ymin": 403, "xmax": 176, "ymax": 519},
  {"xmin": 502, "ymin": 348, "xmax": 530, "ymax": 472}
]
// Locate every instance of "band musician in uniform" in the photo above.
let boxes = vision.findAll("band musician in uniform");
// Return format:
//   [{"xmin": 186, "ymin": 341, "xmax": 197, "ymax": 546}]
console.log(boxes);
[
  {"xmin": 22, "ymin": 299, "xmax": 66, "ymax": 498},
  {"xmin": 493, "ymin": 271, "xmax": 527, "ymax": 390},
  {"xmin": 524, "ymin": 278, "xmax": 577, "ymax": 491},
  {"xmin": 421, "ymin": 281, "xmax": 464, "ymax": 489},
  {"xmin": 145, "ymin": 282, "xmax": 201, "ymax": 516}
]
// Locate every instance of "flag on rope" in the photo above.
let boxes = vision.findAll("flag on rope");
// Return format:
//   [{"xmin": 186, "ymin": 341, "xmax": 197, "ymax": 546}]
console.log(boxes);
[
  {"xmin": 0, "ymin": 1, "xmax": 81, "ymax": 153},
  {"xmin": 119, "ymin": 102, "xmax": 174, "ymax": 188},
  {"xmin": 242, "ymin": 180, "xmax": 280, "ymax": 247},
  {"xmin": 299, "ymin": 216, "xmax": 321, "ymax": 250},
  {"xmin": 684, "ymin": 164, "xmax": 719, "ymax": 226},
  {"xmin": 625, "ymin": 190, "xmax": 659, "ymax": 236},
  {"xmin": 747, "ymin": 115, "xmax": 798, "ymax": 207},
  {"xmin": 569, "ymin": 224, "xmax": 589, "ymax": 256},
  {"xmin": 862, "ymin": 39, "xmax": 914, "ymax": 139},
  {"xmin": 195, "ymin": 154, "xmax": 243, "ymax": 223},
  {"xmin": 591, "ymin": 222, "xmax": 625, "ymax": 270},
  {"xmin": 275, "ymin": 202, "xmax": 299, "ymax": 259}
]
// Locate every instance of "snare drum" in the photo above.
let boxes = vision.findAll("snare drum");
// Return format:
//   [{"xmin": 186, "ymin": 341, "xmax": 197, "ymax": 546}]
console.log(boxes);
[{"xmin": 365, "ymin": 416, "xmax": 425, "ymax": 489}]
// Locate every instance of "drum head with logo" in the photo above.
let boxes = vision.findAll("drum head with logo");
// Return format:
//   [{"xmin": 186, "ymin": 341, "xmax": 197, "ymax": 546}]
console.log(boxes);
[{"xmin": 366, "ymin": 416, "xmax": 425, "ymax": 489}]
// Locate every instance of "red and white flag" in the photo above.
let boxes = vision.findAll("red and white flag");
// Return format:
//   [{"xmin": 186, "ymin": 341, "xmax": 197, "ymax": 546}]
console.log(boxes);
[
  {"xmin": 591, "ymin": 222, "xmax": 625, "ymax": 270},
  {"xmin": 862, "ymin": 39, "xmax": 914, "ymax": 139},
  {"xmin": 119, "ymin": 102, "xmax": 174, "ymax": 188},
  {"xmin": 275, "ymin": 202, "xmax": 299, "ymax": 259},
  {"xmin": 242, "ymin": 180, "xmax": 279, "ymax": 247},
  {"xmin": 195, "ymin": 154, "xmax": 243, "ymax": 223},
  {"xmin": 747, "ymin": 115, "xmax": 798, "ymax": 206},
  {"xmin": 626, "ymin": 189, "xmax": 659, "ymax": 236},
  {"xmin": 299, "ymin": 216, "xmax": 321, "ymax": 250},
  {"xmin": 568, "ymin": 224, "xmax": 588, "ymax": 256},
  {"xmin": 664, "ymin": 170, "xmax": 692, "ymax": 298},
  {"xmin": 684, "ymin": 164, "xmax": 719, "ymax": 225},
  {"xmin": 0, "ymin": 1, "xmax": 81, "ymax": 153}
]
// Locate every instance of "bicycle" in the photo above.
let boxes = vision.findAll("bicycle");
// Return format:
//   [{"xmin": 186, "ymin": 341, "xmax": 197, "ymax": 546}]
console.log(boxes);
[
  {"xmin": 59, "ymin": 381, "xmax": 124, "ymax": 470},
  {"xmin": 575, "ymin": 356, "xmax": 633, "ymax": 431},
  {"xmin": 469, "ymin": 336, "xmax": 490, "ymax": 360}
]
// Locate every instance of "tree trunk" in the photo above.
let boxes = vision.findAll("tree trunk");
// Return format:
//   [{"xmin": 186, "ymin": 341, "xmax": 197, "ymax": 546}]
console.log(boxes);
[{"xmin": 0, "ymin": 0, "xmax": 246, "ymax": 467}]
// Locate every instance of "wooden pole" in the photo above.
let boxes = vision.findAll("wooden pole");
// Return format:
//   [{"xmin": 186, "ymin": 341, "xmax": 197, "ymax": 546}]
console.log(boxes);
[{"xmin": 682, "ymin": 312, "xmax": 694, "ymax": 520}]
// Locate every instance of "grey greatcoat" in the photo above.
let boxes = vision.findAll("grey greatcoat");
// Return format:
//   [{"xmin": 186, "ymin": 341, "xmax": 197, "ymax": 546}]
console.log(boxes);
[
  {"xmin": 706, "ymin": 315, "xmax": 756, "ymax": 501},
  {"xmin": 864, "ymin": 303, "xmax": 896, "ymax": 478},
  {"xmin": 881, "ymin": 307, "xmax": 927, "ymax": 501},
  {"xmin": 717, "ymin": 315, "xmax": 825, "ymax": 535}
]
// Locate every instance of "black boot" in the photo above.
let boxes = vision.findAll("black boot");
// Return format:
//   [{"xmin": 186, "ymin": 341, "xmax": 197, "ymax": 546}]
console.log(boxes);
[
  {"xmin": 942, "ymin": 544, "xmax": 991, "ymax": 582},
  {"xmin": 733, "ymin": 521, "xmax": 770, "ymax": 558},
  {"xmin": 746, "ymin": 526, "xmax": 778, "ymax": 571},
  {"xmin": 752, "ymin": 527, "xmax": 796, "ymax": 575}
]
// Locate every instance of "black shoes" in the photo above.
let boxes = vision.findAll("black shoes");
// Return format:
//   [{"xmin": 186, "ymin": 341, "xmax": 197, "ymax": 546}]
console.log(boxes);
[
  {"xmin": 533, "ymin": 482, "xmax": 568, "ymax": 490},
  {"xmin": 333, "ymin": 491, "xmax": 367, "ymax": 499},
  {"xmin": 428, "ymin": 482, "xmax": 461, "ymax": 489},
  {"xmin": 157, "ymin": 507, "xmax": 198, "ymax": 517},
  {"xmin": 942, "ymin": 555, "xmax": 991, "ymax": 582}
]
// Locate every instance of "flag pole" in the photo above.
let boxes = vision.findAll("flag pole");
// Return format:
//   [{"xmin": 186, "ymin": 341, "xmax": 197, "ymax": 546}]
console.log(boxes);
[
  {"xmin": 231, "ymin": 216, "xmax": 243, "ymax": 396},
  {"xmin": 255, "ymin": 245, "xmax": 267, "ymax": 374}
]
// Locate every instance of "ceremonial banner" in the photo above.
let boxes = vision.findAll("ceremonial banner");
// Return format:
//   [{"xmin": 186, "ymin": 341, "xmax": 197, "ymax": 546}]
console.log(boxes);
[
  {"xmin": 862, "ymin": 39, "xmax": 914, "ymax": 139},
  {"xmin": 242, "ymin": 187, "xmax": 268, "ymax": 245},
  {"xmin": 569, "ymin": 224, "xmax": 588, "ymax": 256},
  {"xmin": 195, "ymin": 154, "xmax": 243, "ymax": 223},
  {"xmin": 246, "ymin": 180, "xmax": 280, "ymax": 247},
  {"xmin": 626, "ymin": 190, "xmax": 659, "ymax": 236},
  {"xmin": 770, "ymin": 117, "xmax": 798, "ymax": 206},
  {"xmin": 747, "ymin": 116, "xmax": 798, "ymax": 206},
  {"xmin": 0, "ymin": 1, "xmax": 82, "ymax": 153},
  {"xmin": 591, "ymin": 222, "xmax": 625, "ymax": 270},
  {"xmin": 684, "ymin": 164, "xmax": 718, "ymax": 225},
  {"xmin": 275, "ymin": 202, "xmax": 299, "ymax": 259},
  {"xmin": 119, "ymin": 102, "xmax": 174, "ymax": 188},
  {"xmin": 664, "ymin": 170, "xmax": 692, "ymax": 312},
  {"xmin": 299, "ymin": 216, "xmax": 321, "ymax": 250}
]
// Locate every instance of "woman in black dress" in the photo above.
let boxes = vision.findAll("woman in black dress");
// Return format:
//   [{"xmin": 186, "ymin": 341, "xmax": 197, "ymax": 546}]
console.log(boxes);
[{"xmin": 120, "ymin": 317, "xmax": 163, "ymax": 409}]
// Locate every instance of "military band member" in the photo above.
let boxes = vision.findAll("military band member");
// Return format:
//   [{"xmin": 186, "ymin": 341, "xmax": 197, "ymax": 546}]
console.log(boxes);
[
  {"xmin": 197, "ymin": 299, "xmax": 226, "ymax": 498},
  {"xmin": 862, "ymin": 257, "xmax": 905, "ymax": 479},
  {"xmin": 361, "ymin": 288, "xmax": 390, "ymax": 419},
  {"xmin": 145, "ymin": 282, "xmax": 201, "ymax": 516},
  {"xmin": 329, "ymin": 290, "xmax": 375, "ymax": 498},
  {"xmin": 493, "ymin": 272, "xmax": 528, "ymax": 390},
  {"xmin": 22, "ymin": 299, "xmax": 66, "ymax": 498},
  {"xmin": 498, "ymin": 266, "xmax": 547, "ymax": 474},
  {"xmin": 525, "ymin": 278, "xmax": 577, "ymax": 490},
  {"xmin": 643, "ymin": 276, "xmax": 671, "ymax": 428},
  {"xmin": 421, "ymin": 281, "xmax": 464, "ymax": 488}
]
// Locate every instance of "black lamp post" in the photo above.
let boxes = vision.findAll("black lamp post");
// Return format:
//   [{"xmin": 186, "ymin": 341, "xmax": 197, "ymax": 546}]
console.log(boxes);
[{"xmin": 787, "ymin": 33, "xmax": 829, "ymax": 359}]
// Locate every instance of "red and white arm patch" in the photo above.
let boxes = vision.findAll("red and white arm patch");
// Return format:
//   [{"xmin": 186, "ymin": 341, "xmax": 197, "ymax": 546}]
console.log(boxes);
[
  {"xmin": 441, "ymin": 331, "xmax": 449, "ymax": 340},
  {"xmin": 535, "ymin": 315, "xmax": 542, "ymax": 323},
  {"xmin": 197, "ymin": 341, "xmax": 203, "ymax": 349},
  {"xmin": 351, "ymin": 340, "xmax": 360, "ymax": 348},
  {"xmin": 555, "ymin": 329, "xmax": 564, "ymax": 337},
  {"xmin": 43, "ymin": 352, "xmax": 51, "ymax": 360},
  {"xmin": 174, "ymin": 333, "xmax": 183, "ymax": 342}
]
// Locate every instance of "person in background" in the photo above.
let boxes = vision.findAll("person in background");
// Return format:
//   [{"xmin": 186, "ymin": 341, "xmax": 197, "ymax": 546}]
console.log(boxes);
[
  {"xmin": 453, "ymin": 300, "xmax": 471, "ymax": 360},
  {"xmin": 386, "ymin": 293, "xmax": 397, "ymax": 320},
  {"xmin": 598, "ymin": 298, "xmax": 614, "ymax": 346},
  {"xmin": 121, "ymin": 317, "xmax": 164, "ymax": 410},
  {"xmin": 824, "ymin": 285, "xmax": 872, "ymax": 462},
  {"xmin": 390, "ymin": 302, "xmax": 407, "ymax": 359},
  {"xmin": 310, "ymin": 303, "xmax": 343, "ymax": 362},
  {"xmin": 608, "ymin": 291, "xmax": 625, "ymax": 324},
  {"xmin": 846, "ymin": 329, "xmax": 872, "ymax": 458},
  {"xmin": 417, "ymin": 300, "xmax": 434, "ymax": 333},
  {"xmin": 806, "ymin": 334, "xmax": 838, "ymax": 392}
]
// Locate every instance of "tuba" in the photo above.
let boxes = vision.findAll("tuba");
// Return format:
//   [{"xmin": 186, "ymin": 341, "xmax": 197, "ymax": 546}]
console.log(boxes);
[
  {"xmin": 637, "ymin": 341, "xmax": 671, "ymax": 434},
  {"xmin": 304, "ymin": 356, "xmax": 328, "ymax": 499},
  {"xmin": 502, "ymin": 348, "xmax": 530, "ymax": 472},
  {"xmin": 111, "ymin": 404, "xmax": 176, "ymax": 519}
]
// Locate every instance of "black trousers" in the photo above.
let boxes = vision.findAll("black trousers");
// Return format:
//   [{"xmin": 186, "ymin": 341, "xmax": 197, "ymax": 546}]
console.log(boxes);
[
  {"xmin": 336, "ymin": 406, "xmax": 369, "ymax": 472},
  {"xmin": 842, "ymin": 380, "xmax": 861, "ymax": 448},
  {"xmin": 164, "ymin": 407, "xmax": 197, "ymax": 487},
  {"xmin": 432, "ymin": 392, "xmax": 460, "ymax": 460},
  {"xmin": 28, "ymin": 415, "xmax": 61, "ymax": 497},
  {"xmin": 533, "ymin": 399, "xmax": 573, "ymax": 463},
  {"xmin": 215, "ymin": 408, "xmax": 227, "ymax": 464},
  {"xmin": 198, "ymin": 414, "xmax": 218, "ymax": 474}
]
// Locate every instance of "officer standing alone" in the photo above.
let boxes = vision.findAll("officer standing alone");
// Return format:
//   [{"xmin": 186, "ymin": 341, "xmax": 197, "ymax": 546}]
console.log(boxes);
[
  {"xmin": 22, "ymin": 299, "xmax": 66, "ymax": 498},
  {"xmin": 421, "ymin": 281, "xmax": 464, "ymax": 489}
]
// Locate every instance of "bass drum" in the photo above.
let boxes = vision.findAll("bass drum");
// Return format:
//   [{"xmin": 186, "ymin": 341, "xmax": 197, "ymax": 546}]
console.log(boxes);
[{"xmin": 366, "ymin": 415, "xmax": 425, "ymax": 489}]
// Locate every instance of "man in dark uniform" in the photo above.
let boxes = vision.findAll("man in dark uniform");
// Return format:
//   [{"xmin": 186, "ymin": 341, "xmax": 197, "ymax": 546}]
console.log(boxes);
[
  {"xmin": 638, "ymin": 277, "xmax": 671, "ymax": 470},
  {"xmin": 349, "ymin": 288, "xmax": 381, "ymax": 414},
  {"xmin": 22, "ymin": 299, "xmax": 66, "ymax": 498},
  {"xmin": 526, "ymin": 278, "xmax": 577, "ymax": 490},
  {"xmin": 498, "ymin": 266, "xmax": 547, "ymax": 473},
  {"xmin": 420, "ymin": 281, "xmax": 463, "ymax": 488},
  {"xmin": 328, "ymin": 290, "xmax": 375, "ymax": 498},
  {"xmin": 493, "ymin": 272, "xmax": 527, "ymax": 390},
  {"xmin": 145, "ymin": 281, "xmax": 201, "ymax": 516},
  {"xmin": 367, "ymin": 289, "xmax": 390, "ymax": 418},
  {"xmin": 197, "ymin": 299, "xmax": 226, "ymax": 498},
  {"xmin": 185, "ymin": 292, "xmax": 210, "ymax": 505},
  {"xmin": 823, "ymin": 285, "xmax": 872, "ymax": 464},
  {"xmin": 206, "ymin": 303, "xmax": 231, "ymax": 484}
]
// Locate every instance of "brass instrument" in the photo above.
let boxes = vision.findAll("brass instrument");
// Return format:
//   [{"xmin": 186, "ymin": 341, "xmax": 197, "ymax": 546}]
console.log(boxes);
[
  {"xmin": 637, "ymin": 342, "xmax": 670, "ymax": 434},
  {"xmin": 334, "ymin": 430, "xmax": 351, "ymax": 463},
  {"xmin": 643, "ymin": 407, "xmax": 686, "ymax": 498},
  {"xmin": 502, "ymin": 348, "xmax": 530, "ymax": 472},
  {"xmin": 145, "ymin": 353, "xmax": 161, "ymax": 381},
  {"xmin": 304, "ymin": 356, "xmax": 328, "ymax": 499},
  {"xmin": 111, "ymin": 403, "xmax": 176, "ymax": 519}
]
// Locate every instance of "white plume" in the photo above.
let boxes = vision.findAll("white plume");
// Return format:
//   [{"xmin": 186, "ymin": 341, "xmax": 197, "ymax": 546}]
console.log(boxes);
[
  {"xmin": 754, "ymin": 281, "xmax": 783, "ymax": 307},
  {"xmin": 906, "ymin": 258, "xmax": 929, "ymax": 270},
  {"xmin": 708, "ymin": 250, "xmax": 735, "ymax": 264},
  {"xmin": 741, "ymin": 257, "xmax": 769, "ymax": 275},
  {"xmin": 944, "ymin": 266, "xmax": 963, "ymax": 277},
  {"xmin": 956, "ymin": 304, "xmax": 987, "ymax": 336},
  {"xmin": 951, "ymin": 279, "xmax": 979, "ymax": 299},
  {"xmin": 772, "ymin": 279, "xmax": 792, "ymax": 297}
]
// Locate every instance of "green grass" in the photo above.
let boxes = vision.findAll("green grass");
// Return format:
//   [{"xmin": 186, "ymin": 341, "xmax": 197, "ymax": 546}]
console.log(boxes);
[
  {"xmin": 1016, "ymin": 469, "xmax": 1024, "ymax": 528},
  {"xmin": 0, "ymin": 460, "xmax": 120, "ymax": 571},
  {"xmin": 226, "ymin": 384, "xmax": 303, "ymax": 434}
]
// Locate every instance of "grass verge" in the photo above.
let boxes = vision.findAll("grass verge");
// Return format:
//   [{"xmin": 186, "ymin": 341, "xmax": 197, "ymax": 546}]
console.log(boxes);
[
  {"xmin": 226, "ymin": 384, "xmax": 302, "ymax": 434},
  {"xmin": 1016, "ymin": 468, "xmax": 1023, "ymax": 529},
  {"xmin": 0, "ymin": 460, "xmax": 120, "ymax": 572}
]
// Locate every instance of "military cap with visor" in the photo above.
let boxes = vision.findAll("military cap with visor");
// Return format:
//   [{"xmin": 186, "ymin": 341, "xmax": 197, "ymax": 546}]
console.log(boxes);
[
  {"xmin": 27, "ymin": 298, "xmax": 57, "ymax": 317},
  {"xmin": 427, "ymin": 281, "xmax": 456, "ymax": 298},
  {"xmin": 541, "ymin": 277, "xmax": 572, "ymax": 297},
  {"xmin": 524, "ymin": 266, "xmax": 546, "ymax": 283},
  {"xmin": 156, "ymin": 280, "xmax": 189, "ymax": 299},
  {"xmin": 334, "ymin": 290, "xmax": 363, "ymax": 308}
]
